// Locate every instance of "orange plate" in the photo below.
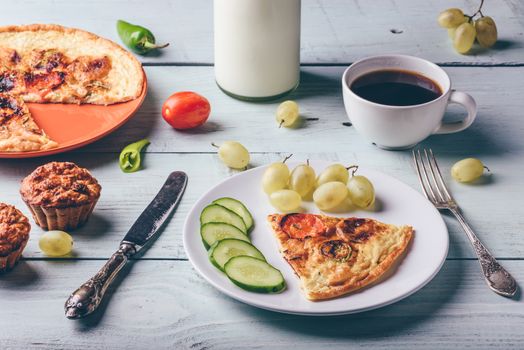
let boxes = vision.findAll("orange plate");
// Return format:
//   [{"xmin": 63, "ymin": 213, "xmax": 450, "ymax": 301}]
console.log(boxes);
[{"xmin": 0, "ymin": 74, "xmax": 147, "ymax": 159}]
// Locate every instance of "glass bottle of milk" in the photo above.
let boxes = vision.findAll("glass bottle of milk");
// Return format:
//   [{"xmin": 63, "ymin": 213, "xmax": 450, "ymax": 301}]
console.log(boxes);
[{"xmin": 214, "ymin": 0, "xmax": 301, "ymax": 101}]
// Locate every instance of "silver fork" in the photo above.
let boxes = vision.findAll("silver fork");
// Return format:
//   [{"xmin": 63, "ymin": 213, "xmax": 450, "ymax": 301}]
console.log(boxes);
[{"xmin": 413, "ymin": 148, "xmax": 517, "ymax": 297}]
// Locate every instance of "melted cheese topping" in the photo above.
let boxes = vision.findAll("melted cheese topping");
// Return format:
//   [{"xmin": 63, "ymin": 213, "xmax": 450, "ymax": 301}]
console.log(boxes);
[
  {"xmin": 268, "ymin": 214, "xmax": 413, "ymax": 300},
  {"xmin": 305, "ymin": 224, "xmax": 408, "ymax": 295},
  {"xmin": 0, "ymin": 93, "xmax": 56, "ymax": 151},
  {"xmin": 0, "ymin": 25, "xmax": 144, "ymax": 151},
  {"xmin": 0, "ymin": 24, "xmax": 143, "ymax": 105}
]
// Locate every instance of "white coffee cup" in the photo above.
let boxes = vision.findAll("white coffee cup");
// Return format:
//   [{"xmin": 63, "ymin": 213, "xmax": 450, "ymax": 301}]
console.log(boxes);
[{"xmin": 342, "ymin": 55, "xmax": 477, "ymax": 150}]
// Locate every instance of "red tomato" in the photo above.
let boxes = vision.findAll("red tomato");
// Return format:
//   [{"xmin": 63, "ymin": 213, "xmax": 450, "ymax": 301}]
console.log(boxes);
[{"xmin": 161, "ymin": 91, "xmax": 211, "ymax": 129}]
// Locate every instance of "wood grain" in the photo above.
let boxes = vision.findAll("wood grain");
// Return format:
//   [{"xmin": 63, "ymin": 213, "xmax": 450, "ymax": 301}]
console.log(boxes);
[
  {"xmin": 0, "ymin": 66, "xmax": 515, "ymax": 262},
  {"xmin": 0, "ymin": 0, "xmax": 521, "ymax": 65},
  {"xmin": 0, "ymin": 259, "xmax": 522, "ymax": 349},
  {"xmin": 0, "ymin": 1, "xmax": 523, "ymax": 348},
  {"xmin": 78, "ymin": 66, "xmax": 524, "ymax": 156},
  {"xmin": 0, "ymin": 152, "xmax": 522, "ymax": 260}
]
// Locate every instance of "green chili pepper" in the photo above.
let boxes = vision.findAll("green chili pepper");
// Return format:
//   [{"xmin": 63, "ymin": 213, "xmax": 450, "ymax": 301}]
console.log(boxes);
[
  {"xmin": 116, "ymin": 20, "xmax": 169, "ymax": 55},
  {"xmin": 119, "ymin": 138, "xmax": 150, "ymax": 173}
]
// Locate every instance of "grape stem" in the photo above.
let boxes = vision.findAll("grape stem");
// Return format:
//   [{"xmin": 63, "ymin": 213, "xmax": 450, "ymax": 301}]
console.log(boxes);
[
  {"xmin": 279, "ymin": 120, "xmax": 284, "ymax": 128},
  {"xmin": 475, "ymin": 0, "xmax": 485, "ymax": 17},
  {"xmin": 211, "ymin": 142, "xmax": 219, "ymax": 148},
  {"xmin": 347, "ymin": 165, "xmax": 359, "ymax": 176},
  {"xmin": 282, "ymin": 154, "xmax": 293, "ymax": 163},
  {"xmin": 483, "ymin": 165, "xmax": 491, "ymax": 173},
  {"xmin": 467, "ymin": 0, "xmax": 485, "ymax": 20}
]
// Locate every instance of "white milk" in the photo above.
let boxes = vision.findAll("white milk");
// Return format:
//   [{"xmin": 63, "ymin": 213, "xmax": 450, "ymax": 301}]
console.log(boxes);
[{"xmin": 214, "ymin": 0, "xmax": 301, "ymax": 100}]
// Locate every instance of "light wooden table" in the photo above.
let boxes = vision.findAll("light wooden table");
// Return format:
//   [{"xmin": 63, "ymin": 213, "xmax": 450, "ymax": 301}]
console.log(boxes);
[{"xmin": 1, "ymin": 0, "xmax": 523, "ymax": 349}]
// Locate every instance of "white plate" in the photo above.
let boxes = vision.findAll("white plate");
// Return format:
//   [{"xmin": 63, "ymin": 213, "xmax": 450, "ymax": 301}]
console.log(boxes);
[{"xmin": 183, "ymin": 160, "xmax": 448, "ymax": 316}]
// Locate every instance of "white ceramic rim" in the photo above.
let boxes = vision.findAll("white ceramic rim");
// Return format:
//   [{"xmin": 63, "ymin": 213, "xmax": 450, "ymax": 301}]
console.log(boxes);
[{"xmin": 183, "ymin": 162, "xmax": 449, "ymax": 316}]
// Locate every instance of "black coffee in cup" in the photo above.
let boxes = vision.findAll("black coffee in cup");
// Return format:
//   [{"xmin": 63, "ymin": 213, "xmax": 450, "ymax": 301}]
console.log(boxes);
[{"xmin": 350, "ymin": 69, "xmax": 443, "ymax": 106}]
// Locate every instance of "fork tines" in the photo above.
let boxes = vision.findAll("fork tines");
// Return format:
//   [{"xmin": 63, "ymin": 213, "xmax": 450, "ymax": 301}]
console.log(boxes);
[{"xmin": 412, "ymin": 149, "xmax": 455, "ymax": 208}]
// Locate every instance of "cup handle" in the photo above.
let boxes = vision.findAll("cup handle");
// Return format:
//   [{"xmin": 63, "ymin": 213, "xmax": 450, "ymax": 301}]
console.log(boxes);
[{"xmin": 433, "ymin": 90, "xmax": 477, "ymax": 135}]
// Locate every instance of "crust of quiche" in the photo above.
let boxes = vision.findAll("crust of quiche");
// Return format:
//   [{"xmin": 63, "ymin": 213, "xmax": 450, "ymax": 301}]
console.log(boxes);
[
  {"xmin": 268, "ymin": 213, "xmax": 414, "ymax": 301},
  {"xmin": 0, "ymin": 24, "xmax": 144, "ymax": 105}
]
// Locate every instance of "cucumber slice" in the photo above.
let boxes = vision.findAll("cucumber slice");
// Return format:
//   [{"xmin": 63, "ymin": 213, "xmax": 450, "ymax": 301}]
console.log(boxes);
[
  {"xmin": 212, "ymin": 197, "xmax": 254, "ymax": 231},
  {"xmin": 209, "ymin": 239, "xmax": 265, "ymax": 271},
  {"xmin": 201, "ymin": 223, "xmax": 250, "ymax": 249},
  {"xmin": 200, "ymin": 204, "xmax": 247, "ymax": 233},
  {"xmin": 224, "ymin": 256, "xmax": 286, "ymax": 293}
]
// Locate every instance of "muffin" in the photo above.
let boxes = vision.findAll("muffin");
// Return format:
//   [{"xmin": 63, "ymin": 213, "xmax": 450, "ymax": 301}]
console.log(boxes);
[
  {"xmin": 0, "ymin": 203, "xmax": 31, "ymax": 272},
  {"xmin": 20, "ymin": 162, "xmax": 101, "ymax": 230}
]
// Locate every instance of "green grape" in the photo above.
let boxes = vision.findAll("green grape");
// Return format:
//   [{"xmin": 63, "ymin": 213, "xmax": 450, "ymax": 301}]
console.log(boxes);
[
  {"xmin": 347, "ymin": 175, "xmax": 375, "ymax": 208},
  {"xmin": 262, "ymin": 162, "xmax": 290, "ymax": 194},
  {"xmin": 313, "ymin": 182, "xmax": 348, "ymax": 211},
  {"xmin": 316, "ymin": 164, "xmax": 349, "ymax": 186},
  {"xmin": 475, "ymin": 16, "xmax": 497, "ymax": 48},
  {"xmin": 448, "ymin": 27, "xmax": 457, "ymax": 39},
  {"xmin": 451, "ymin": 158, "xmax": 485, "ymax": 182},
  {"xmin": 269, "ymin": 189, "xmax": 302, "ymax": 211},
  {"xmin": 438, "ymin": 8, "xmax": 467, "ymax": 28},
  {"xmin": 453, "ymin": 22, "xmax": 476, "ymax": 54},
  {"xmin": 216, "ymin": 141, "xmax": 250, "ymax": 169},
  {"xmin": 276, "ymin": 100, "xmax": 299, "ymax": 127},
  {"xmin": 39, "ymin": 230, "xmax": 73, "ymax": 257},
  {"xmin": 289, "ymin": 163, "xmax": 316, "ymax": 197}
]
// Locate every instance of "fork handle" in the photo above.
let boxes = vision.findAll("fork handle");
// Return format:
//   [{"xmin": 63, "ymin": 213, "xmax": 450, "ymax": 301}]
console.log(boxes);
[{"xmin": 450, "ymin": 208, "xmax": 517, "ymax": 297}]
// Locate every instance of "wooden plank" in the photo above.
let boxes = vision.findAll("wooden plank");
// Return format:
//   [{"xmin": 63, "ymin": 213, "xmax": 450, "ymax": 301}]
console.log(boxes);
[
  {"xmin": 81, "ymin": 66, "xmax": 524, "ymax": 156},
  {"xmin": 0, "ymin": 0, "xmax": 522, "ymax": 65},
  {"xmin": 0, "ymin": 1, "xmax": 520, "ymax": 348},
  {"xmin": 0, "ymin": 259, "xmax": 523, "ymax": 349},
  {"xmin": 1, "ymin": 152, "xmax": 523, "ymax": 260}
]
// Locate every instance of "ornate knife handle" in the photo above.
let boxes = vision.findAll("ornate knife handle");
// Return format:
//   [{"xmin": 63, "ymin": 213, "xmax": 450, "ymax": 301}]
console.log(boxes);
[{"xmin": 64, "ymin": 242, "xmax": 136, "ymax": 319}]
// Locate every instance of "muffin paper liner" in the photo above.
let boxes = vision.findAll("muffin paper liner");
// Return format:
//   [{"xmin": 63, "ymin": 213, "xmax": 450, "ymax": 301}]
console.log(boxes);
[
  {"xmin": 24, "ymin": 198, "xmax": 98, "ymax": 231},
  {"xmin": 0, "ymin": 239, "xmax": 28, "ymax": 272}
]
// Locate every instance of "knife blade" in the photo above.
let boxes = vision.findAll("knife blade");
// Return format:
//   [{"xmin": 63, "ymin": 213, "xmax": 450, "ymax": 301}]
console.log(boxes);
[
  {"xmin": 64, "ymin": 171, "xmax": 188, "ymax": 319},
  {"xmin": 122, "ymin": 171, "xmax": 188, "ymax": 251}
]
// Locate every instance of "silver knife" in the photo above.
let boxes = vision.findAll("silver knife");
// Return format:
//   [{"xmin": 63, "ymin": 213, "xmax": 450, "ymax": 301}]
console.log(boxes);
[{"xmin": 64, "ymin": 171, "xmax": 188, "ymax": 319}]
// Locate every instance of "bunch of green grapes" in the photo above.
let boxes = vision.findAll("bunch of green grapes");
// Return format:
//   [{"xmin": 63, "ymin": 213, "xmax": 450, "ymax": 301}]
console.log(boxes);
[
  {"xmin": 437, "ymin": 1, "xmax": 497, "ymax": 54},
  {"xmin": 262, "ymin": 160, "xmax": 375, "ymax": 213},
  {"xmin": 261, "ymin": 156, "xmax": 311, "ymax": 212}
]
